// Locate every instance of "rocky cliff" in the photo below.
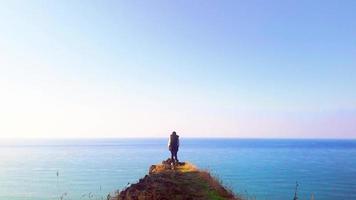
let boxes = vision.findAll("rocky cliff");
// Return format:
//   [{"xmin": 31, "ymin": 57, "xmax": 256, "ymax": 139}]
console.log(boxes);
[{"xmin": 110, "ymin": 159, "xmax": 240, "ymax": 200}]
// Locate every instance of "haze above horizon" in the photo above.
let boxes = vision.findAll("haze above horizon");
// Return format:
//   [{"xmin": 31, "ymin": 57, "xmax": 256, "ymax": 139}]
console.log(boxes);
[{"xmin": 0, "ymin": 0, "xmax": 355, "ymax": 139}]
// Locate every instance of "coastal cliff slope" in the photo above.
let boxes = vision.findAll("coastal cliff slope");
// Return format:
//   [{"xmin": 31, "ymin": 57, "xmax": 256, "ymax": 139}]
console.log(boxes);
[{"xmin": 111, "ymin": 159, "xmax": 240, "ymax": 200}]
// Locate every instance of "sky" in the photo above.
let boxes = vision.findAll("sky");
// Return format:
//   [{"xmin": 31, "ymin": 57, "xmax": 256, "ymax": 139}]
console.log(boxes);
[{"xmin": 0, "ymin": 0, "xmax": 355, "ymax": 138}]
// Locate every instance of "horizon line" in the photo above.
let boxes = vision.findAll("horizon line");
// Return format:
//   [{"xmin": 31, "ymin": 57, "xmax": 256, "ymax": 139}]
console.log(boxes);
[{"xmin": 1, "ymin": 137, "xmax": 355, "ymax": 140}]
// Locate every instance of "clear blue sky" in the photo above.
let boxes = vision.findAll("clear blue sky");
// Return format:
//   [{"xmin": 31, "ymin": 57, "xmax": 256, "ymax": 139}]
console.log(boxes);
[{"xmin": 0, "ymin": 0, "xmax": 355, "ymax": 138}]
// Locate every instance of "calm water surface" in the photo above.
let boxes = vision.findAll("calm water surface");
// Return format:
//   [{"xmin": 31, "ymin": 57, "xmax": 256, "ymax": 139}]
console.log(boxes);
[{"xmin": 0, "ymin": 139, "xmax": 355, "ymax": 200}]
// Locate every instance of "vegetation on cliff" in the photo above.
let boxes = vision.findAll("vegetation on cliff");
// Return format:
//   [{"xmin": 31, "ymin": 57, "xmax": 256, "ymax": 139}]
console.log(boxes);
[{"xmin": 111, "ymin": 159, "xmax": 239, "ymax": 200}]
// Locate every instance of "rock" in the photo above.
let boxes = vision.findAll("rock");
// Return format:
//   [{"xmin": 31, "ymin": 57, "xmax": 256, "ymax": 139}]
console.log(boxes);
[{"xmin": 113, "ymin": 159, "xmax": 239, "ymax": 200}]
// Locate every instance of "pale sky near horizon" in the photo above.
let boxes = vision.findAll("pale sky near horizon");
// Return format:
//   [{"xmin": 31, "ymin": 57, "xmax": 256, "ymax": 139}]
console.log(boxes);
[{"xmin": 0, "ymin": 0, "xmax": 355, "ymax": 138}]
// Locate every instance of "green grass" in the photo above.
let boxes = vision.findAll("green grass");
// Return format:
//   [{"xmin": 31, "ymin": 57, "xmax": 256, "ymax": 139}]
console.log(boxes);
[
  {"xmin": 195, "ymin": 176, "xmax": 227, "ymax": 200},
  {"xmin": 207, "ymin": 190, "xmax": 226, "ymax": 200}
]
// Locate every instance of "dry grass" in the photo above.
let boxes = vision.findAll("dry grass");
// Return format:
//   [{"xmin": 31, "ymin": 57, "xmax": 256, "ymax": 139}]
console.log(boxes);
[{"xmin": 116, "ymin": 160, "xmax": 241, "ymax": 200}]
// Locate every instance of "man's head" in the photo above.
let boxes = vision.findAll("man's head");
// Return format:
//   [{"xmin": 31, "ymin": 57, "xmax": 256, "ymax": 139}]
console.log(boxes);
[{"xmin": 172, "ymin": 131, "xmax": 176, "ymax": 135}]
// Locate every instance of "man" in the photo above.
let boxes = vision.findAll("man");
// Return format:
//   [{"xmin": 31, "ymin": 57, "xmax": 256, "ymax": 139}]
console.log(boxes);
[{"xmin": 168, "ymin": 131, "xmax": 179, "ymax": 163}]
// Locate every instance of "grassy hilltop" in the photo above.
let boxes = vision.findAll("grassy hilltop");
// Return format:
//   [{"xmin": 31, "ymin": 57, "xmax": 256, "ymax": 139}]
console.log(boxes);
[{"xmin": 110, "ymin": 159, "xmax": 239, "ymax": 200}]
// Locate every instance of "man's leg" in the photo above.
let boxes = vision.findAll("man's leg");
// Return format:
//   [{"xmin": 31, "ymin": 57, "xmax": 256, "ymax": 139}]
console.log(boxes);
[
  {"xmin": 170, "ymin": 150, "xmax": 174, "ymax": 161},
  {"xmin": 174, "ymin": 150, "xmax": 178, "ymax": 162}
]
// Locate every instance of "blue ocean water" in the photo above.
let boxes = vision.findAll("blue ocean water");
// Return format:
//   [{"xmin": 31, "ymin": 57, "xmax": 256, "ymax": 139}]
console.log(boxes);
[{"xmin": 0, "ymin": 139, "xmax": 355, "ymax": 200}]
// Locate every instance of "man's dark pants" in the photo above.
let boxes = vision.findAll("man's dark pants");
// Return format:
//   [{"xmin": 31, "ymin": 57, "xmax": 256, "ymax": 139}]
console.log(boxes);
[{"xmin": 170, "ymin": 147, "xmax": 178, "ymax": 162}]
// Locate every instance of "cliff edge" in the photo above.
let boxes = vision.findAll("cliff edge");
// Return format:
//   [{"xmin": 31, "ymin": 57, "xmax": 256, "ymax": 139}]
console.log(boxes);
[{"xmin": 111, "ymin": 159, "xmax": 240, "ymax": 200}]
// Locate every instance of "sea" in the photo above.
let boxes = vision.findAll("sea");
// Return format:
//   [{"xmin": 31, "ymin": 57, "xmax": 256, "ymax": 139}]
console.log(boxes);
[{"xmin": 0, "ymin": 139, "xmax": 355, "ymax": 200}]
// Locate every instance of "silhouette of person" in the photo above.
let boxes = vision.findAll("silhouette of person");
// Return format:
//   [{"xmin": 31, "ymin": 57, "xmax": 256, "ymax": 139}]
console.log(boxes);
[{"xmin": 168, "ymin": 131, "xmax": 179, "ymax": 163}]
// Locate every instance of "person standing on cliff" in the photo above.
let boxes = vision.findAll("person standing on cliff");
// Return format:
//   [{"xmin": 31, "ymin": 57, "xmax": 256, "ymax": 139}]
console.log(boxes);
[{"xmin": 168, "ymin": 131, "xmax": 179, "ymax": 163}]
